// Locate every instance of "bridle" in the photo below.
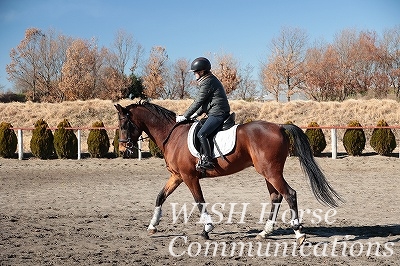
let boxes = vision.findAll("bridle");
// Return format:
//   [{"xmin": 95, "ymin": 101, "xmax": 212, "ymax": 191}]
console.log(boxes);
[
  {"xmin": 118, "ymin": 108, "xmax": 181, "ymax": 156},
  {"xmin": 118, "ymin": 113, "xmax": 145, "ymax": 156}
]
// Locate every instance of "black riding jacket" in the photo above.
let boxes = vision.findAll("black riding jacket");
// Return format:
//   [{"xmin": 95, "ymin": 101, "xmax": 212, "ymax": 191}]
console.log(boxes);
[{"xmin": 184, "ymin": 73, "xmax": 230, "ymax": 118}]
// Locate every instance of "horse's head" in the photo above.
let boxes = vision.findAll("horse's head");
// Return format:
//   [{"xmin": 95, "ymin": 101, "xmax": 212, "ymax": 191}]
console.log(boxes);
[{"xmin": 115, "ymin": 104, "xmax": 142, "ymax": 157}]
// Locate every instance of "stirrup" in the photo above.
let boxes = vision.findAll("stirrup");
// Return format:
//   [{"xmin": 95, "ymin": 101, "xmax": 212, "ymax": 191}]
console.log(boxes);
[{"xmin": 196, "ymin": 156, "xmax": 214, "ymax": 170}]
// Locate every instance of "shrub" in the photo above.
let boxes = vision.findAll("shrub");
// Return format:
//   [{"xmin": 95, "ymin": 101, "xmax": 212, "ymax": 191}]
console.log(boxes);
[
  {"xmin": 284, "ymin": 121, "xmax": 296, "ymax": 156},
  {"xmin": 244, "ymin": 118, "xmax": 253, "ymax": 124},
  {"xmin": 30, "ymin": 119, "xmax": 55, "ymax": 159},
  {"xmin": 343, "ymin": 120, "xmax": 365, "ymax": 156},
  {"xmin": 87, "ymin": 121, "xmax": 110, "ymax": 158},
  {"xmin": 113, "ymin": 129, "xmax": 121, "ymax": 157},
  {"xmin": 0, "ymin": 122, "xmax": 17, "ymax": 158},
  {"xmin": 370, "ymin": 120, "xmax": 397, "ymax": 156},
  {"xmin": 149, "ymin": 138, "xmax": 163, "ymax": 158},
  {"xmin": 54, "ymin": 119, "xmax": 78, "ymax": 159},
  {"xmin": 305, "ymin": 121, "xmax": 326, "ymax": 156},
  {"xmin": 0, "ymin": 92, "xmax": 26, "ymax": 103}
]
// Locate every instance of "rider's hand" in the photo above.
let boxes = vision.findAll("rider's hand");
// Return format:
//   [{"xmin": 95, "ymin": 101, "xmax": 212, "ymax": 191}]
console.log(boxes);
[
  {"xmin": 190, "ymin": 113, "xmax": 199, "ymax": 119},
  {"xmin": 176, "ymin": 115, "xmax": 187, "ymax": 123}
]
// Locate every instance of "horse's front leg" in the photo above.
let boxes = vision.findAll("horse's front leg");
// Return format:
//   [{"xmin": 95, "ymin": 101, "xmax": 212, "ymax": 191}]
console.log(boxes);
[
  {"xmin": 197, "ymin": 203, "xmax": 214, "ymax": 240},
  {"xmin": 147, "ymin": 174, "xmax": 182, "ymax": 234},
  {"xmin": 185, "ymin": 177, "xmax": 214, "ymax": 240}
]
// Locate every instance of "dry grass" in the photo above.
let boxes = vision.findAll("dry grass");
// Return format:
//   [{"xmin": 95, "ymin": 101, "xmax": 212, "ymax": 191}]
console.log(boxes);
[{"xmin": 1, "ymin": 99, "xmax": 399, "ymax": 153}]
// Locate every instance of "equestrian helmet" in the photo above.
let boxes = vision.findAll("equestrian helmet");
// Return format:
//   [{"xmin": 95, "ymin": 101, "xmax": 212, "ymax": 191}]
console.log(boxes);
[{"xmin": 190, "ymin": 57, "xmax": 211, "ymax": 72}]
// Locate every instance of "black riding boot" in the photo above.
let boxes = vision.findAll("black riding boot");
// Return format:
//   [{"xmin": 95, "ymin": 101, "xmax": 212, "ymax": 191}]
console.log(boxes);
[{"xmin": 198, "ymin": 137, "xmax": 214, "ymax": 170}]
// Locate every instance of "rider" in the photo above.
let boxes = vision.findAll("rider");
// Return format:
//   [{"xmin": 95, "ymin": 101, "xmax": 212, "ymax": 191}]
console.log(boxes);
[{"xmin": 176, "ymin": 57, "xmax": 231, "ymax": 170}]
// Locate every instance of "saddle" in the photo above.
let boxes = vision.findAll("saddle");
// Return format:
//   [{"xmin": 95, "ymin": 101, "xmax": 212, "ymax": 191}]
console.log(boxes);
[{"xmin": 188, "ymin": 113, "xmax": 238, "ymax": 158}]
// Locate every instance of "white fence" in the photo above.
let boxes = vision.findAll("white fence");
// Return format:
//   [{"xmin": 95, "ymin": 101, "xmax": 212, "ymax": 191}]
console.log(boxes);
[
  {"xmin": 14, "ymin": 127, "xmax": 145, "ymax": 160},
  {"xmin": 11, "ymin": 126, "xmax": 400, "ymax": 160}
]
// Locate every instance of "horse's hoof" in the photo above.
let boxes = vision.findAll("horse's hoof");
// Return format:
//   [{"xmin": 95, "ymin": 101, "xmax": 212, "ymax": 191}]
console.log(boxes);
[
  {"xmin": 204, "ymin": 223, "xmax": 214, "ymax": 233},
  {"xmin": 147, "ymin": 228, "xmax": 158, "ymax": 235},
  {"xmin": 296, "ymin": 234, "xmax": 306, "ymax": 246},
  {"xmin": 201, "ymin": 230, "xmax": 210, "ymax": 240}
]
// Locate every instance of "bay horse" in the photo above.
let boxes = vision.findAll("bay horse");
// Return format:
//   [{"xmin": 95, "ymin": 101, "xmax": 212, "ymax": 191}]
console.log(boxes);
[{"xmin": 115, "ymin": 101, "xmax": 342, "ymax": 245}]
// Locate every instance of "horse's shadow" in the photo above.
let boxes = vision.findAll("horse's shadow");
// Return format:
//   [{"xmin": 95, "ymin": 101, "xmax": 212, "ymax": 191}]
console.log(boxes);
[
  {"xmin": 149, "ymin": 224, "xmax": 400, "ymax": 243},
  {"xmin": 246, "ymin": 224, "xmax": 400, "ymax": 242},
  {"xmin": 320, "ymin": 152, "xmax": 400, "ymax": 158}
]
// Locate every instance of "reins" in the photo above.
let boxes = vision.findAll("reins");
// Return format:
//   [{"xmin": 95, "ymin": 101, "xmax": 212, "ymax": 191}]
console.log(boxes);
[
  {"xmin": 119, "ymin": 103, "xmax": 187, "ymax": 155},
  {"xmin": 162, "ymin": 119, "xmax": 192, "ymax": 149},
  {"xmin": 118, "ymin": 113, "xmax": 149, "ymax": 156}
]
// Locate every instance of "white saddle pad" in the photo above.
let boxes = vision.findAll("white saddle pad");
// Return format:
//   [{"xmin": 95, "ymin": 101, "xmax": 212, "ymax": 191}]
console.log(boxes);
[{"xmin": 187, "ymin": 122, "xmax": 238, "ymax": 158}]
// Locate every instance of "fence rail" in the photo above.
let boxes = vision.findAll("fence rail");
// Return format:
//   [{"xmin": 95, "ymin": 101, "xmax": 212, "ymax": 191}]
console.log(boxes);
[{"xmin": 9, "ymin": 125, "xmax": 400, "ymax": 160}]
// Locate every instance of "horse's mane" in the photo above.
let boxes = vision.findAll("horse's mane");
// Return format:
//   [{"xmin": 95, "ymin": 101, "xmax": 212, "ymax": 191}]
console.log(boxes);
[{"xmin": 126, "ymin": 101, "xmax": 176, "ymax": 123}]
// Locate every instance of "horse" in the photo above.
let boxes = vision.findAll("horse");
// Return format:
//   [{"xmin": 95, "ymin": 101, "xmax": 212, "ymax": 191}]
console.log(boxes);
[{"xmin": 115, "ymin": 101, "xmax": 343, "ymax": 245}]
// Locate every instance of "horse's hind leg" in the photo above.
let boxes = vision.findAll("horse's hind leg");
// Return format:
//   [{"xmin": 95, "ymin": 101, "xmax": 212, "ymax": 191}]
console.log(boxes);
[
  {"xmin": 256, "ymin": 167, "xmax": 306, "ymax": 245},
  {"xmin": 147, "ymin": 174, "xmax": 182, "ymax": 234},
  {"xmin": 284, "ymin": 183, "xmax": 306, "ymax": 245},
  {"xmin": 273, "ymin": 179, "xmax": 306, "ymax": 245},
  {"xmin": 256, "ymin": 181, "xmax": 283, "ymax": 239}
]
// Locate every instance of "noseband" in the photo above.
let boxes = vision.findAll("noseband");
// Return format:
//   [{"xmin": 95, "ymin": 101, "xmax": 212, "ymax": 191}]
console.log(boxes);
[{"xmin": 118, "ymin": 114, "xmax": 141, "ymax": 156}]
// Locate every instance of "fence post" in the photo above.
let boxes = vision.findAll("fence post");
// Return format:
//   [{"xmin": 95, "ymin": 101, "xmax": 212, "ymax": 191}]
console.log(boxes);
[
  {"xmin": 17, "ymin": 129, "xmax": 24, "ymax": 160},
  {"xmin": 138, "ymin": 136, "xmax": 142, "ymax": 160},
  {"xmin": 77, "ymin": 129, "xmax": 81, "ymax": 160},
  {"xmin": 331, "ymin": 128, "xmax": 337, "ymax": 159}
]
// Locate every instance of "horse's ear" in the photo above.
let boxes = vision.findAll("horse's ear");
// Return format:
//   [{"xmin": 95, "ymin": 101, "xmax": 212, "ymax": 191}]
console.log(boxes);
[{"xmin": 114, "ymin": 104, "xmax": 124, "ymax": 113}]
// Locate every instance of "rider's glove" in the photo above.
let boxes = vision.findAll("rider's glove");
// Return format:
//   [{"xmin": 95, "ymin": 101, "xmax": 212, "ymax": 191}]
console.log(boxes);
[
  {"xmin": 176, "ymin": 115, "xmax": 187, "ymax": 123},
  {"xmin": 190, "ymin": 113, "xmax": 199, "ymax": 119}
]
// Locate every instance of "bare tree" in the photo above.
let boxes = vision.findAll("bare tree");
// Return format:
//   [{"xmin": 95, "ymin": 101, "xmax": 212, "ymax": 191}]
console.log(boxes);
[
  {"xmin": 37, "ymin": 30, "xmax": 73, "ymax": 102},
  {"xmin": 168, "ymin": 58, "xmax": 192, "ymax": 99},
  {"xmin": 303, "ymin": 28, "xmax": 398, "ymax": 101},
  {"xmin": 233, "ymin": 64, "xmax": 257, "ymax": 100},
  {"xmin": 141, "ymin": 46, "xmax": 169, "ymax": 99},
  {"xmin": 8, "ymin": 25, "xmax": 399, "ymax": 103},
  {"xmin": 0, "ymin": 81, "xmax": 4, "ymax": 93},
  {"xmin": 100, "ymin": 30, "xmax": 143, "ymax": 101},
  {"xmin": 350, "ymin": 31, "xmax": 381, "ymax": 96},
  {"xmin": 303, "ymin": 42, "xmax": 344, "ymax": 101},
  {"xmin": 98, "ymin": 65, "xmax": 129, "ymax": 100},
  {"xmin": 59, "ymin": 39, "xmax": 106, "ymax": 100},
  {"xmin": 262, "ymin": 27, "xmax": 308, "ymax": 101},
  {"xmin": 7, "ymin": 29, "xmax": 37, "ymax": 100},
  {"xmin": 332, "ymin": 29, "xmax": 361, "ymax": 100},
  {"xmin": 331, "ymin": 29, "xmax": 386, "ymax": 99},
  {"xmin": 7, "ymin": 28, "xmax": 43, "ymax": 101},
  {"xmin": 380, "ymin": 25, "xmax": 400, "ymax": 98},
  {"xmin": 213, "ymin": 53, "xmax": 241, "ymax": 94},
  {"xmin": 6, "ymin": 28, "xmax": 72, "ymax": 102},
  {"xmin": 113, "ymin": 30, "xmax": 132, "ymax": 75},
  {"xmin": 110, "ymin": 29, "xmax": 143, "ymax": 75},
  {"xmin": 260, "ymin": 57, "xmax": 282, "ymax": 101}
]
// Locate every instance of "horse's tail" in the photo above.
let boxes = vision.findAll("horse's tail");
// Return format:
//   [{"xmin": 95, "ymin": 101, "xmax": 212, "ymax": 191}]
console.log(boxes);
[{"xmin": 282, "ymin": 124, "xmax": 344, "ymax": 208}]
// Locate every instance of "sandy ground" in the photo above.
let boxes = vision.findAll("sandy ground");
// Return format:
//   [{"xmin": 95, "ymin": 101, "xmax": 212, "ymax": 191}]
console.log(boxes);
[{"xmin": 1, "ymin": 155, "xmax": 399, "ymax": 265}]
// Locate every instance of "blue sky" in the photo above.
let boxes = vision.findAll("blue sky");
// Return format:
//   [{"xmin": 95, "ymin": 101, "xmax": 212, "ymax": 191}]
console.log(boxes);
[{"xmin": 0, "ymin": 0, "xmax": 399, "ymax": 92}]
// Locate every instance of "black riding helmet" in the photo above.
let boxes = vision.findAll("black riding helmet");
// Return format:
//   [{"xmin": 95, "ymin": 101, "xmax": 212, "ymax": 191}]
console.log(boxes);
[{"xmin": 190, "ymin": 57, "xmax": 211, "ymax": 72}]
